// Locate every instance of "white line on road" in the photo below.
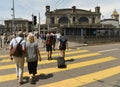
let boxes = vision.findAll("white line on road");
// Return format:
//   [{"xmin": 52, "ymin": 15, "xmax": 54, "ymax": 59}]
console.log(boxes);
[{"xmin": 98, "ymin": 48, "xmax": 119, "ymax": 53}]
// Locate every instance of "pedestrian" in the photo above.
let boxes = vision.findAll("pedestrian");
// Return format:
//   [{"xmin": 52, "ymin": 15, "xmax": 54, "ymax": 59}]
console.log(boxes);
[
  {"xmin": 58, "ymin": 32, "xmax": 68, "ymax": 58},
  {"xmin": 44, "ymin": 31, "xmax": 53, "ymax": 60},
  {"xmin": 57, "ymin": 32, "xmax": 68, "ymax": 68},
  {"xmin": 25, "ymin": 33, "xmax": 41, "ymax": 82},
  {"xmin": 51, "ymin": 32, "xmax": 56, "ymax": 51},
  {"xmin": 56, "ymin": 31, "xmax": 61, "ymax": 42},
  {"xmin": 1, "ymin": 33, "xmax": 7, "ymax": 48},
  {"xmin": 9, "ymin": 31, "xmax": 26, "ymax": 85}
]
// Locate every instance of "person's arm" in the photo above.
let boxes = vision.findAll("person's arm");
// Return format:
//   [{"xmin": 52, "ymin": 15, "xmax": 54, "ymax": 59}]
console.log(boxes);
[
  {"xmin": 57, "ymin": 41, "xmax": 60, "ymax": 50},
  {"xmin": 21, "ymin": 40, "xmax": 26, "ymax": 56},
  {"xmin": 66, "ymin": 41, "xmax": 69, "ymax": 50},
  {"xmin": 9, "ymin": 39, "xmax": 14, "ymax": 60},
  {"xmin": 37, "ymin": 48, "xmax": 41, "ymax": 61},
  {"xmin": 22, "ymin": 46, "xmax": 27, "ymax": 57},
  {"xmin": 9, "ymin": 45, "xmax": 13, "ymax": 60},
  {"xmin": 66, "ymin": 39, "xmax": 69, "ymax": 50}
]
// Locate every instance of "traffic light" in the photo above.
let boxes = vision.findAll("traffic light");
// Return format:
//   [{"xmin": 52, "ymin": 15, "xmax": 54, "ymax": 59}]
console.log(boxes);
[{"xmin": 33, "ymin": 16, "xmax": 37, "ymax": 25}]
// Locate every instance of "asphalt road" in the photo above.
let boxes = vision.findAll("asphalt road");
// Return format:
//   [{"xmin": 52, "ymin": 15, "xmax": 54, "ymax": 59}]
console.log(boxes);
[{"xmin": 0, "ymin": 42, "xmax": 120, "ymax": 87}]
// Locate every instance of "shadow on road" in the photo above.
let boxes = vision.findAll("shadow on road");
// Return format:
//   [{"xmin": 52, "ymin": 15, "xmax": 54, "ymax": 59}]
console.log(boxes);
[{"xmin": 23, "ymin": 73, "xmax": 53, "ymax": 85}]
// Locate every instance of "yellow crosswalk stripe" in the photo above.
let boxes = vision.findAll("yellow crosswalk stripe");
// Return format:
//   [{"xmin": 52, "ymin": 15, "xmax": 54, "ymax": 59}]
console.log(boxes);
[
  {"xmin": 0, "ymin": 52, "xmax": 100, "ymax": 70},
  {"xmin": 0, "ymin": 49, "xmax": 73, "ymax": 58},
  {"xmin": 39, "ymin": 65, "xmax": 120, "ymax": 87},
  {"xmin": 36, "ymin": 56, "xmax": 117, "ymax": 74},
  {"xmin": 0, "ymin": 50, "xmax": 89, "ymax": 62},
  {"xmin": 0, "ymin": 56, "xmax": 116, "ymax": 82},
  {"xmin": 0, "ymin": 55, "xmax": 9, "ymax": 58}
]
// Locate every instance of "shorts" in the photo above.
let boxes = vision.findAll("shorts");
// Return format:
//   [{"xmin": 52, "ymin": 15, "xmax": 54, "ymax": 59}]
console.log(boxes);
[
  {"xmin": 46, "ymin": 44, "xmax": 52, "ymax": 52},
  {"xmin": 59, "ymin": 46, "xmax": 66, "ymax": 50}
]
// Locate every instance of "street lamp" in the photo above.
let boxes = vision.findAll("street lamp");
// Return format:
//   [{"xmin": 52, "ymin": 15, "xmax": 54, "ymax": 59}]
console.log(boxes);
[{"xmin": 11, "ymin": 0, "xmax": 15, "ymax": 33}]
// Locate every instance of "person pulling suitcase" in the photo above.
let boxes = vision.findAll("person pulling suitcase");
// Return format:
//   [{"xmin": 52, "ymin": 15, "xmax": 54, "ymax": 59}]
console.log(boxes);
[{"xmin": 57, "ymin": 32, "xmax": 68, "ymax": 68}]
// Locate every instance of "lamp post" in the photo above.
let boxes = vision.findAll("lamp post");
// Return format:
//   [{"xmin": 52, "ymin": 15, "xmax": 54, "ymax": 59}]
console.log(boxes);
[{"xmin": 11, "ymin": 0, "xmax": 15, "ymax": 33}]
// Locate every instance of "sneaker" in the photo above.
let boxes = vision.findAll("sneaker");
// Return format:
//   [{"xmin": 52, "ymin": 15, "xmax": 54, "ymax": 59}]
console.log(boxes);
[
  {"xmin": 29, "ymin": 76, "xmax": 32, "ymax": 82},
  {"xmin": 19, "ymin": 81, "xmax": 24, "ymax": 85},
  {"xmin": 50, "ymin": 57, "xmax": 52, "ymax": 60}
]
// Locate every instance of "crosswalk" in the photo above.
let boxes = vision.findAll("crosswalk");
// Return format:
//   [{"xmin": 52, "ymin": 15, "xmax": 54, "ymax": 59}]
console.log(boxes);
[{"xmin": 0, "ymin": 48, "xmax": 119, "ymax": 87}]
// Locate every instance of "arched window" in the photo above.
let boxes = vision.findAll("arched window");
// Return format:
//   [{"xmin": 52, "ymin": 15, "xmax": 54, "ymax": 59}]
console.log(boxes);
[
  {"xmin": 92, "ymin": 17, "xmax": 95, "ymax": 24},
  {"xmin": 73, "ymin": 17, "xmax": 75, "ymax": 23},
  {"xmin": 78, "ymin": 17, "xmax": 89, "ymax": 24},
  {"xmin": 58, "ymin": 17, "xmax": 69, "ymax": 24}
]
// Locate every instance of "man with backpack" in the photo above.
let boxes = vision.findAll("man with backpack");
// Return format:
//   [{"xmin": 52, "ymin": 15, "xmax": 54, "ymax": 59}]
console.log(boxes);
[
  {"xmin": 44, "ymin": 31, "xmax": 53, "ymax": 60},
  {"xmin": 9, "ymin": 31, "xmax": 26, "ymax": 85}
]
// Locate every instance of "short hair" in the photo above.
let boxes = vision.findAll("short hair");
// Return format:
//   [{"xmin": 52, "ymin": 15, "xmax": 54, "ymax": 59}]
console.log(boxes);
[{"xmin": 18, "ymin": 31, "xmax": 23, "ymax": 37}]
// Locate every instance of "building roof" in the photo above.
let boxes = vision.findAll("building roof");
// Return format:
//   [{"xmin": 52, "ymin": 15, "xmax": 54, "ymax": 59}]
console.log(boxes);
[
  {"xmin": 101, "ymin": 18, "xmax": 119, "ymax": 22},
  {"xmin": 49, "ymin": 6, "xmax": 98, "ymax": 15},
  {"xmin": 5, "ymin": 18, "xmax": 29, "ymax": 21}
]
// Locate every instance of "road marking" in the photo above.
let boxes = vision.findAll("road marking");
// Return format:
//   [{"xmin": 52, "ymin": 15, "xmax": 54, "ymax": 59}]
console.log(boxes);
[
  {"xmin": 0, "ymin": 49, "xmax": 78, "ymax": 59},
  {"xmin": 0, "ymin": 56, "xmax": 116, "ymax": 82},
  {"xmin": 0, "ymin": 50, "xmax": 89, "ymax": 62},
  {"xmin": 39, "ymin": 65, "xmax": 120, "ymax": 87},
  {"xmin": 38, "ymin": 56, "xmax": 116, "ymax": 74},
  {"xmin": 0, "ymin": 52, "xmax": 99, "ymax": 70},
  {"xmin": 98, "ymin": 48, "xmax": 119, "ymax": 53}
]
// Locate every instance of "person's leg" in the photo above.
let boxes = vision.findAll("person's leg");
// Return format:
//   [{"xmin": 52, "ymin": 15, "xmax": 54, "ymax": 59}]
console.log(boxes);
[
  {"xmin": 33, "ymin": 60, "xmax": 37, "ymax": 76},
  {"xmin": 18, "ymin": 58, "xmax": 24, "ymax": 83},
  {"xmin": 52, "ymin": 41, "xmax": 56, "ymax": 51},
  {"xmin": 27, "ymin": 62, "xmax": 33, "ymax": 82},
  {"xmin": 49, "ymin": 45, "xmax": 52, "ymax": 60},
  {"xmin": 47, "ymin": 51, "xmax": 50, "ymax": 60},
  {"xmin": 60, "ymin": 50, "xmax": 65, "ymax": 58},
  {"xmin": 62, "ymin": 50, "xmax": 65, "ymax": 58},
  {"xmin": 49, "ymin": 51, "xmax": 52, "ymax": 59},
  {"xmin": 14, "ymin": 58, "xmax": 19, "ymax": 80},
  {"xmin": 46, "ymin": 45, "xmax": 50, "ymax": 60}
]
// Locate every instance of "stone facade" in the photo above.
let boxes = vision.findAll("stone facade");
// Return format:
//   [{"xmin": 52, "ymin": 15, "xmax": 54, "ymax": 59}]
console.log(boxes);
[
  {"xmin": 4, "ymin": 18, "xmax": 32, "ymax": 34},
  {"xmin": 45, "ymin": 6, "xmax": 101, "ymax": 29},
  {"xmin": 0, "ymin": 24, "xmax": 5, "ymax": 35}
]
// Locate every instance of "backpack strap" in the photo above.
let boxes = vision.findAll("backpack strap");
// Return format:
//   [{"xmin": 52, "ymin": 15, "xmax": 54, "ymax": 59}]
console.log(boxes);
[
  {"xmin": 14, "ymin": 38, "xmax": 23, "ymax": 44},
  {"xmin": 19, "ymin": 39, "xmax": 23, "ymax": 43}
]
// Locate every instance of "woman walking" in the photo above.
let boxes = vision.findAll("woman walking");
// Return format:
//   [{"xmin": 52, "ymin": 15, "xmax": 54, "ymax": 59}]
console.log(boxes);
[{"xmin": 26, "ymin": 33, "xmax": 41, "ymax": 82}]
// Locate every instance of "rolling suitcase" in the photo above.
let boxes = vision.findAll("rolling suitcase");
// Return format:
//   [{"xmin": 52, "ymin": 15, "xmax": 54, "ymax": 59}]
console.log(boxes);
[{"xmin": 57, "ymin": 57, "xmax": 67, "ymax": 68}]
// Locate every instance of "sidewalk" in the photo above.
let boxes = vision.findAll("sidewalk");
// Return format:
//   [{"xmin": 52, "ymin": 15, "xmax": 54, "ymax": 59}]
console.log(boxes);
[{"xmin": 68, "ymin": 41, "xmax": 88, "ymax": 49}]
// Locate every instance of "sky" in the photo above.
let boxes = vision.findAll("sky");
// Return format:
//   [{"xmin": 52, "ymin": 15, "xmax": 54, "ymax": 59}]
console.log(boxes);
[{"xmin": 0, "ymin": 0, "xmax": 120, "ymax": 24}]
